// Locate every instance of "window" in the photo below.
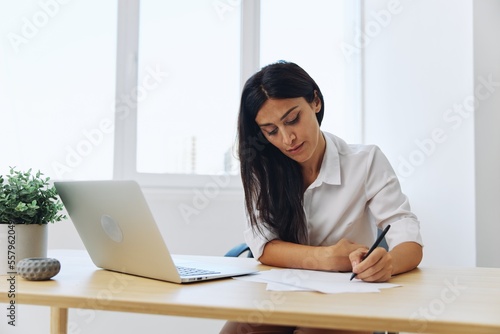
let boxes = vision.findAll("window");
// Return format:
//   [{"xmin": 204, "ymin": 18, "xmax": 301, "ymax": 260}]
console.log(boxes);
[
  {"xmin": 136, "ymin": 0, "xmax": 241, "ymax": 175},
  {"xmin": 1, "ymin": 0, "xmax": 360, "ymax": 188},
  {"xmin": 0, "ymin": 0, "xmax": 117, "ymax": 180},
  {"xmin": 121, "ymin": 0, "xmax": 359, "ymax": 188}
]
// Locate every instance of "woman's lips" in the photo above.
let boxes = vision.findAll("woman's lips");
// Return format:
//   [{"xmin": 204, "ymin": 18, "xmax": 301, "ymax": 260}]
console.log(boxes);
[{"xmin": 287, "ymin": 142, "xmax": 304, "ymax": 154}]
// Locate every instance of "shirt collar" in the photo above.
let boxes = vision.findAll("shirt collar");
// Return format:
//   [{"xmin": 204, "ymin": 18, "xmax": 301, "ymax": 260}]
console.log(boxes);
[{"xmin": 307, "ymin": 132, "xmax": 341, "ymax": 189}]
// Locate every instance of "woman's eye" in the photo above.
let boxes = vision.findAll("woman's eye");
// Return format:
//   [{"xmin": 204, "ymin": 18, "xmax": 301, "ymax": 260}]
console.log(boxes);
[
  {"xmin": 286, "ymin": 114, "xmax": 300, "ymax": 125},
  {"xmin": 268, "ymin": 128, "xmax": 278, "ymax": 136}
]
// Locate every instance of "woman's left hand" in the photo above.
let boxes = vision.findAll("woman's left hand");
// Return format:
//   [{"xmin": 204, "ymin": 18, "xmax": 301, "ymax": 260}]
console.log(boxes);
[{"xmin": 349, "ymin": 247, "xmax": 393, "ymax": 282}]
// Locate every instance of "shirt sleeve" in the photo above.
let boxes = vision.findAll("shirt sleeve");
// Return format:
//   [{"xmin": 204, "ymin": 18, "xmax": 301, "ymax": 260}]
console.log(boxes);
[
  {"xmin": 364, "ymin": 146, "xmax": 424, "ymax": 250},
  {"xmin": 243, "ymin": 219, "xmax": 278, "ymax": 260}
]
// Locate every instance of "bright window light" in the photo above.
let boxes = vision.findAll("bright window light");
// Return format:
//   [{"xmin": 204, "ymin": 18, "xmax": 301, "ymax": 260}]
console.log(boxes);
[{"xmin": 0, "ymin": 1, "xmax": 117, "ymax": 180}]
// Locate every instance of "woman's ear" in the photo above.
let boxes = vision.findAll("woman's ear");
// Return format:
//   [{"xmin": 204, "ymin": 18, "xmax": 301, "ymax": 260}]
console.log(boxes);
[{"xmin": 313, "ymin": 90, "xmax": 322, "ymax": 113}]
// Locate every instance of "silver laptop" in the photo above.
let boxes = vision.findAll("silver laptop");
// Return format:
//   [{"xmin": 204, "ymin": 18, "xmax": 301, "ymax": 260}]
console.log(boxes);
[{"xmin": 54, "ymin": 180, "xmax": 256, "ymax": 283}]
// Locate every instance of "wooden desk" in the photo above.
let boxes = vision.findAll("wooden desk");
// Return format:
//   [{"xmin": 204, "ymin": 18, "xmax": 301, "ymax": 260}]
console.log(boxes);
[{"xmin": 1, "ymin": 250, "xmax": 500, "ymax": 334}]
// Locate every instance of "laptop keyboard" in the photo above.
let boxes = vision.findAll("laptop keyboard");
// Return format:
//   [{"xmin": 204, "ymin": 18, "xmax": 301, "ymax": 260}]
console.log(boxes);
[{"xmin": 176, "ymin": 266, "xmax": 221, "ymax": 277}]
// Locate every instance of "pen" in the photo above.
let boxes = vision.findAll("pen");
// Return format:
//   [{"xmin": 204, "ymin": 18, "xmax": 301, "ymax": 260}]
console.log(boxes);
[{"xmin": 350, "ymin": 225, "xmax": 391, "ymax": 281}]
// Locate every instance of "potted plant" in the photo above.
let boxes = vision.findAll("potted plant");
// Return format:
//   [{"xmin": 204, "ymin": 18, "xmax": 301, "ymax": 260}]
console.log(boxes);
[{"xmin": 0, "ymin": 167, "xmax": 66, "ymax": 274}]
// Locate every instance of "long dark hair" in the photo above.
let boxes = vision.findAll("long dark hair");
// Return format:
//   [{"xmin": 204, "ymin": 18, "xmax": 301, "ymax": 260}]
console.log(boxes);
[{"xmin": 237, "ymin": 61, "xmax": 324, "ymax": 244}]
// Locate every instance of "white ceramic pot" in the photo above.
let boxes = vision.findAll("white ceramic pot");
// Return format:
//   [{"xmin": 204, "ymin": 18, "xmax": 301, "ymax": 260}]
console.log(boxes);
[{"xmin": 0, "ymin": 224, "xmax": 48, "ymax": 275}]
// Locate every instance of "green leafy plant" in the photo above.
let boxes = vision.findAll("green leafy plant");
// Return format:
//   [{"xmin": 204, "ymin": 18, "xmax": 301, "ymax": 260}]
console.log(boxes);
[{"xmin": 0, "ymin": 167, "xmax": 66, "ymax": 225}]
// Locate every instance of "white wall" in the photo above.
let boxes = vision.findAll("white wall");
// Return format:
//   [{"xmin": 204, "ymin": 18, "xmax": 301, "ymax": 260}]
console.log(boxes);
[
  {"xmin": 363, "ymin": 0, "xmax": 480, "ymax": 267},
  {"xmin": 363, "ymin": 0, "xmax": 500, "ymax": 268}
]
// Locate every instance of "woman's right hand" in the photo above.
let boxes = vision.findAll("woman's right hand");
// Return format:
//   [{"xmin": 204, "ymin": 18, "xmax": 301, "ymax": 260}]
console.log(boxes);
[{"xmin": 321, "ymin": 239, "xmax": 368, "ymax": 271}]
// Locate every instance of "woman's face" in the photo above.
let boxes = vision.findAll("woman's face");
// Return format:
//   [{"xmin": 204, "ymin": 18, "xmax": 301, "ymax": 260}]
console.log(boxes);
[{"xmin": 255, "ymin": 95, "xmax": 323, "ymax": 165}]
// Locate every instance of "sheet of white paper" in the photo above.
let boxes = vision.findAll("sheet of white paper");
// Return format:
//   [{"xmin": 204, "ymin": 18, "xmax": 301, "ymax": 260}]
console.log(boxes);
[
  {"xmin": 266, "ymin": 282, "xmax": 314, "ymax": 292},
  {"xmin": 234, "ymin": 271, "xmax": 315, "ymax": 291},
  {"xmin": 234, "ymin": 269, "xmax": 400, "ymax": 294}
]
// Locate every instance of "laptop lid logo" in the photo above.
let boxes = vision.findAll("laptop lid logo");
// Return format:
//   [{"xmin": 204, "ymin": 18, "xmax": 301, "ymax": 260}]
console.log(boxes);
[{"xmin": 100, "ymin": 215, "xmax": 124, "ymax": 243}]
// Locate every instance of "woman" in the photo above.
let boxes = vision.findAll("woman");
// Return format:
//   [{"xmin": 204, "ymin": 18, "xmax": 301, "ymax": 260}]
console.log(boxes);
[{"xmin": 220, "ymin": 61, "xmax": 423, "ymax": 334}]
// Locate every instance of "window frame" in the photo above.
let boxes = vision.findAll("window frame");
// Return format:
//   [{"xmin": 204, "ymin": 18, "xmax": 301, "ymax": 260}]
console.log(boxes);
[{"xmin": 113, "ymin": 0, "xmax": 362, "ymax": 189}]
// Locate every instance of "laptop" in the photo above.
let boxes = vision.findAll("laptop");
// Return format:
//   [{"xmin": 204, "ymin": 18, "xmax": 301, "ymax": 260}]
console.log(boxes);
[{"xmin": 54, "ymin": 180, "xmax": 256, "ymax": 283}]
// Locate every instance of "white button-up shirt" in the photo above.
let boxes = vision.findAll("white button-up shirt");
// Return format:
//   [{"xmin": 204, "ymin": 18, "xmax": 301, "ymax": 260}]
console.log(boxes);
[{"xmin": 244, "ymin": 132, "xmax": 423, "ymax": 260}]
